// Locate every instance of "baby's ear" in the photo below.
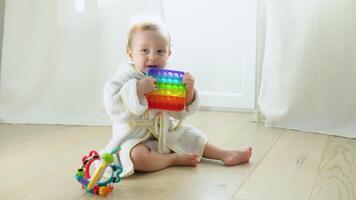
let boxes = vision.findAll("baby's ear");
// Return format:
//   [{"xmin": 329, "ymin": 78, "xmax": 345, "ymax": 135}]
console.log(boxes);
[
  {"xmin": 127, "ymin": 48, "xmax": 133, "ymax": 59},
  {"xmin": 168, "ymin": 50, "xmax": 172, "ymax": 57}
]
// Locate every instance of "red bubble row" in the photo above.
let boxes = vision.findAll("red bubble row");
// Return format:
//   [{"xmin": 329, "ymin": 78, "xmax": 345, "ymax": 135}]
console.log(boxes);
[{"xmin": 146, "ymin": 95, "xmax": 185, "ymax": 111}]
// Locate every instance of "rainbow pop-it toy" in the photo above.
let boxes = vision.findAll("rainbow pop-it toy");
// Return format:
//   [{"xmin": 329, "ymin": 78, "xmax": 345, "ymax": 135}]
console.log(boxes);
[{"xmin": 145, "ymin": 67, "xmax": 186, "ymax": 111}]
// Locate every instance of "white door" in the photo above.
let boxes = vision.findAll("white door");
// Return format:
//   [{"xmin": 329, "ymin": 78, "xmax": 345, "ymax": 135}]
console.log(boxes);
[{"xmin": 163, "ymin": 0, "xmax": 257, "ymax": 110}]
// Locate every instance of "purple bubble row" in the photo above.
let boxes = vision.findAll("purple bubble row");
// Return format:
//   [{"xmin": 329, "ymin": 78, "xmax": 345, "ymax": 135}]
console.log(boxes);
[{"xmin": 147, "ymin": 68, "xmax": 185, "ymax": 80}]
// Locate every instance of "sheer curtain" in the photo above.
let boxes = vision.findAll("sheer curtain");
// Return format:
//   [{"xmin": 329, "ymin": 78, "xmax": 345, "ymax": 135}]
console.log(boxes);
[
  {"xmin": 0, "ymin": 0, "xmax": 163, "ymax": 125},
  {"xmin": 258, "ymin": 0, "xmax": 356, "ymax": 138}
]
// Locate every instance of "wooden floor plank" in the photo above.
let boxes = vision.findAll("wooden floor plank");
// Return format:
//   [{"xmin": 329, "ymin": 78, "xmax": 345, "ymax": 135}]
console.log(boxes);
[
  {"xmin": 234, "ymin": 130, "xmax": 329, "ymax": 200},
  {"xmin": 309, "ymin": 136, "xmax": 356, "ymax": 200}
]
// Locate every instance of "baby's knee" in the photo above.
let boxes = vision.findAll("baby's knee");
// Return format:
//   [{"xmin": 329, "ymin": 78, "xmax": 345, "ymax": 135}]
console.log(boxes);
[{"xmin": 130, "ymin": 144, "xmax": 150, "ymax": 168}]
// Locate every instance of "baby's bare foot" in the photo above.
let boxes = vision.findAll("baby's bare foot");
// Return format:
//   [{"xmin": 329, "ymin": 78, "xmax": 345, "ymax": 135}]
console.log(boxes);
[
  {"xmin": 174, "ymin": 153, "xmax": 200, "ymax": 166},
  {"xmin": 222, "ymin": 147, "xmax": 252, "ymax": 166}
]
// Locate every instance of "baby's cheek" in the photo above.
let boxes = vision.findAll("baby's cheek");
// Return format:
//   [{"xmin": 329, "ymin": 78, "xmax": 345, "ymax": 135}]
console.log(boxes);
[{"xmin": 160, "ymin": 61, "xmax": 167, "ymax": 67}]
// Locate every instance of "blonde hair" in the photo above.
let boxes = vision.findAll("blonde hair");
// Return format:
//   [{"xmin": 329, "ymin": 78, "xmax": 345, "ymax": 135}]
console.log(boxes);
[{"xmin": 126, "ymin": 14, "xmax": 171, "ymax": 52}]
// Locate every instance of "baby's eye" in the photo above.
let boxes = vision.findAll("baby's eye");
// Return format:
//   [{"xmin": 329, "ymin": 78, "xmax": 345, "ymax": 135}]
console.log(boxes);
[
  {"xmin": 157, "ymin": 49, "xmax": 166, "ymax": 54},
  {"xmin": 141, "ymin": 49, "xmax": 148, "ymax": 53}
]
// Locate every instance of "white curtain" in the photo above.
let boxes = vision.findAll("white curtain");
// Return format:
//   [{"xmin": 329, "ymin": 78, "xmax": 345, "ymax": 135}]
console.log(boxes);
[
  {"xmin": 258, "ymin": 0, "xmax": 356, "ymax": 138},
  {"xmin": 0, "ymin": 0, "xmax": 163, "ymax": 125}
]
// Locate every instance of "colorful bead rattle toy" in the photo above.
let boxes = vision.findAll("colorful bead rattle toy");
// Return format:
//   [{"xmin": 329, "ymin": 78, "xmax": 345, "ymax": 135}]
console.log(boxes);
[
  {"xmin": 146, "ymin": 67, "xmax": 186, "ymax": 111},
  {"xmin": 75, "ymin": 146, "xmax": 122, "ymax": 196}
]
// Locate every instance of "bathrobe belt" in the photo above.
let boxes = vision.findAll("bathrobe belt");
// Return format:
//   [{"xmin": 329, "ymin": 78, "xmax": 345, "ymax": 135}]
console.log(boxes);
[{"xmin": 129, "ymin": 112, "xmax": 172, "ymax": 154}]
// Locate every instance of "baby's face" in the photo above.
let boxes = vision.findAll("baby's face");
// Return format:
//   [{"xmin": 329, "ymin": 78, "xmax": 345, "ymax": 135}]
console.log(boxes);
[{"xmin": 128, "ymin": 30, "xmax": 171, "ymax": 73}]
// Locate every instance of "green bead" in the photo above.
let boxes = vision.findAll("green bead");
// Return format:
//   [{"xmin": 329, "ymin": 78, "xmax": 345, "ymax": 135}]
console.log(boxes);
[
  {"xmin": 77, "ymin": 169, "xmax": 84, "ymax": 177},
  {"xmin": 101, "ymin": 153, "xmax": 114, "ymax": 163}
]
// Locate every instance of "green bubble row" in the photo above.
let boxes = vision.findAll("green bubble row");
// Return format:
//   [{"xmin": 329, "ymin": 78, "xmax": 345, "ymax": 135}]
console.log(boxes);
[{"xmin": 157, "ymin": 83, "xmax": 185, "ymax": 91}]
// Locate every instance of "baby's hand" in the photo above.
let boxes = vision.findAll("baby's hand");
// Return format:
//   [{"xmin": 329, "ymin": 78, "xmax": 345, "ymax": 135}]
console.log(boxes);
[
  {"xmin": 137, "ymin": 77, "xmax": 156, "ymax": 98},
  {"xmin": 183, "ymin": 72, "xmax": 195, "ymax": 92},
  {"xmin": 183, "ymin": 72, "xmax": 196, "ymax": 105}
]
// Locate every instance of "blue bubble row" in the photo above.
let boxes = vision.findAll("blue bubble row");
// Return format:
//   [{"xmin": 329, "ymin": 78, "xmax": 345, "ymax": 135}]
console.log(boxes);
[{"xmin": 157, "ymin": 78, "xmax": 182, "ymax": 85}]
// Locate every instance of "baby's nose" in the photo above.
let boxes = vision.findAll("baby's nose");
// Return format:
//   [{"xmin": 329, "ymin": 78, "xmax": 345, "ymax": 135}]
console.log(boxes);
[
  {"xmin": 148, "ymin": 55, "xmax": 156, "ymax": 61},
  {"xmin": 150, "ymin": 51, "xmax": 160, "ymax": 58}
]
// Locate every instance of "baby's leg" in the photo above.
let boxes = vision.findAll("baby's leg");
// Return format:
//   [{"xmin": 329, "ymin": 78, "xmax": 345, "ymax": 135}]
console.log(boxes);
[
  {"xmin": 130, "ymin": 143, "xmax": 200, "ymax": 172},
  {"xmin": 203, "ymin": 143, "xmax": 252, "ymax": 166}
]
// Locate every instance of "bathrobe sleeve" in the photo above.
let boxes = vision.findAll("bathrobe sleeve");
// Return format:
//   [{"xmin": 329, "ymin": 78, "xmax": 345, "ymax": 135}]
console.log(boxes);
[
  {"xmin": 103, "ymin": 77, "xmax": 148, "ymax": 121},
  {"xmin": 167, "ymin": 89, "xmax": 200, "ymax": 120}
]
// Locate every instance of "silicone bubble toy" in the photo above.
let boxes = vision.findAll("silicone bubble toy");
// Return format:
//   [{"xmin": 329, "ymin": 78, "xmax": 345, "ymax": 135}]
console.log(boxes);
[
  {"xmin": 146, "ymin": 67, "xmax": 186, "ymax": 111},
  {"xmin": 75, "ymin": 146, "xmax": 122, "ymax": 196}
]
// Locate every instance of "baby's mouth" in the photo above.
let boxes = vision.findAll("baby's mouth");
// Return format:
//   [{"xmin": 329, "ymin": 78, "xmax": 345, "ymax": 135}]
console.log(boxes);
[{"xmin": 147, "ymin": 65, "xmax": 159, "ymax": 68}]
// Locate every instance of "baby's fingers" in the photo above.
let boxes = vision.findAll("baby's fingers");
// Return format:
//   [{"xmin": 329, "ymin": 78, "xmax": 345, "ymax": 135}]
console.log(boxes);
[
  {"xmin": 148, "ymin": 77, "xmax": 156, "ymax": 83},
  {"xmin": 183, "ymin": 72, "xmax": 194, "ymax": 80},
  {"xmin": 183, "ymin": 78, "xmax": 194, "ymax": 85}
]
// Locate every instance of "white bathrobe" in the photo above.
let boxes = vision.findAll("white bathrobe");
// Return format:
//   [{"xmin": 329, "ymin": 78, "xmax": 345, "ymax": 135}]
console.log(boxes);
[{"xmin": 101, "ymin": 60, "xmax": 208, "ymax": 178}]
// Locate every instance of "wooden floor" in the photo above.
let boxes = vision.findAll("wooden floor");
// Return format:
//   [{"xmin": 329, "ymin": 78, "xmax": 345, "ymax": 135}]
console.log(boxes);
[{"xmin": 0, "ymin": 111, "xmax": 355, "ymax": 200}]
